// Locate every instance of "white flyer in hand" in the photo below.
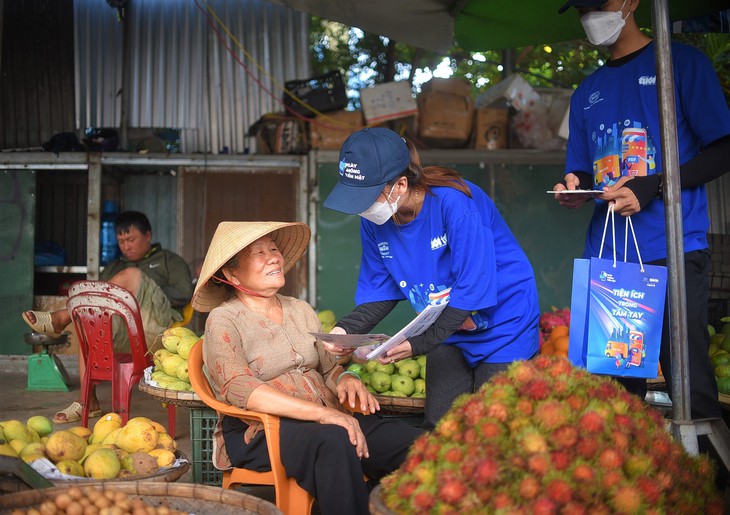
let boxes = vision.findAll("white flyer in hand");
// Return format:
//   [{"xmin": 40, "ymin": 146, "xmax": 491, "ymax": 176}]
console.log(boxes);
[
  {"xmin": 310, "ymin": 332, "xmax": 391, "ymax": 348},
  {"xmin": 366, "ymin": 299, "xmax": 450, "ymax": 360}
]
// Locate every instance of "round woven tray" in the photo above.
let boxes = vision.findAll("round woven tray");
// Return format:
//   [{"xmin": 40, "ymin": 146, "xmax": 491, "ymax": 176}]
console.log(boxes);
[
  {"xmin": 138, "ymin": 380, "xmax": 206, "ymax": 408},
  {"xmin": 48, "ymin": 451, "xmax": 190, "ymax": 484},
  {"xmin": 369, "ymin": 485, "xmax": 395, "ymax": 515},
  {"xmin": 0, "ymin": 481, "xmax": 281, "ymax": 515},
  {"xmin": 373, "ymin": 395, "xmax": 425, "ymax": 415}
]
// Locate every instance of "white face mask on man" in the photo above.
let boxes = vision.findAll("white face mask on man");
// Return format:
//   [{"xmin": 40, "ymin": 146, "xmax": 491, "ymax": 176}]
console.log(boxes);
[
  {"xmin": 359, "ymin": 184, "xmax": 400, "ymax": 225},
  {"xmin": 580, "ymin": 0, "xmax": 630, "ymax": 47}
]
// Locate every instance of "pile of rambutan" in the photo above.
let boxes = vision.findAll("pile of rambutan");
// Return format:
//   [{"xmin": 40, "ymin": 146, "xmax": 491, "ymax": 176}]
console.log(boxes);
[{"xmin": 379, "ymin": 355, "xmax": 724, "ymax": 514}]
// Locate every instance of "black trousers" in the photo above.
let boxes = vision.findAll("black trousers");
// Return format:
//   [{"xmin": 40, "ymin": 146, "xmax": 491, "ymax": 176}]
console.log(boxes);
[
  {"xmin": 223, "ymin": 412, "xmax": 423, "ymax": 515},
  {"xmin": 617, "ymin": 249, "xmax": 720, "ymax": 419},
  {"xmin": 422, "ymin": 343, "xmax": 520, "ymax": 430}
]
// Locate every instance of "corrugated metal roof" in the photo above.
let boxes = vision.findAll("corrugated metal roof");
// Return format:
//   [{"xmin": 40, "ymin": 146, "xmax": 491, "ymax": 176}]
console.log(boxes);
[{"xmin": 75, "ymin": 0, "xmax": 310, "ymax": 154}]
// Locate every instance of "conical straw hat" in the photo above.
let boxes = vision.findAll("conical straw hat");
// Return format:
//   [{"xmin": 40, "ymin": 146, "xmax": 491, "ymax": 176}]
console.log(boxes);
[{"xmin": 192, "ymin": 221, "xmax": 311, "ymax": 312}]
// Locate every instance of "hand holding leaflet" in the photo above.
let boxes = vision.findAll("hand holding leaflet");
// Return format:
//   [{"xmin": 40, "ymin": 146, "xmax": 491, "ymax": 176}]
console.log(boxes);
[
  {"xmin": 310, "ymin": 332, "xmax": 391, "ymax": 348},
  {"xmin": 365, "ymin": 300, "xmax": 450, "ymax": 360}
]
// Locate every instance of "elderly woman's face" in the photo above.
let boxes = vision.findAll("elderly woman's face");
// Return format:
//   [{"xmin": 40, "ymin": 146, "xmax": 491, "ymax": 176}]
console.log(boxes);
[{"xmin": 228, "ymin": 235, "xmax": 285, "ymax": 293}]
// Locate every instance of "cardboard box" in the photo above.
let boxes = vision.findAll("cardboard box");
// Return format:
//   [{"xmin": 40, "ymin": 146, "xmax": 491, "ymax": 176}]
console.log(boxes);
[
  {"xmin": 360, "ymin": 82, "xmax": 418, "ymax": 124},
  {"xmin": 476, "ymin": 74, "xmax": 541, "ymax": 112},
  {"xmin": 310, "ymin": 110, "xmax": 364, "ymax": 150},
  {"xmin": 473, "ymin": 108, "xmax": 509, "ymax": 150},
  {"xmin": 421, "ymin": 77, "xmax": 472, "ymax": 97},
  {"xmin": 418, "ymin": 78, "xmax": 474, "ymax": 146}
]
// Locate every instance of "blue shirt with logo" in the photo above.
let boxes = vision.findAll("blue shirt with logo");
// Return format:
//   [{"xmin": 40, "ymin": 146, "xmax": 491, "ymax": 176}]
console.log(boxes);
[
  {"xmin": 355, "ymin": 181, "xmax": 539, "ymax": 366},
  {"xmin": 565, "ymin": 41, "xmax": 730, "ymax": 262}
]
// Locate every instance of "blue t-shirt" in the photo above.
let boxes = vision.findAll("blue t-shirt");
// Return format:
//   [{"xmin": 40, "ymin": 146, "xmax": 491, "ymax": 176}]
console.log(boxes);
[
  {"xmin": 355, "ymin": 181, "xmax": 539, "ymax": 366},
  {"xmin": 565, "ymin": 41, "xmax": 730, "ymax": 262}
]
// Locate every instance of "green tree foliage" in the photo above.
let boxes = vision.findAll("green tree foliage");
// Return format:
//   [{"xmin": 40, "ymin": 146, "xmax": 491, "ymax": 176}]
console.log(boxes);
[{"xmin": 310, "ymin": 16, "xmax": 729, "ymax": 103}]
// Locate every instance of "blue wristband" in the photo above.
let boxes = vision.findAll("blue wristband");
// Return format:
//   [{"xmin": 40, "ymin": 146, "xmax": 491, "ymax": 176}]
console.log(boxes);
[{"xmin": 337, "ymin": 370, "xmax": 360, "ymax": 385}]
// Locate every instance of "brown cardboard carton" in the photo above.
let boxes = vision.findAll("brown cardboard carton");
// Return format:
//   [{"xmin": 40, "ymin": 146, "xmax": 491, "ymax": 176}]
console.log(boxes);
[
  {"xmin": 361, "ymin": 82, "xmax": 418, "ymax": 124},
  {"xmin": 310, "ymin": 110, "xmax": 364, "ymax": 150},
  {"xmin": 421, "ymin": 77, "xmax": 472, "ymax": 97},
  {"xmin": 417, "ymin": 78, "xmax": 474, "ymax": 146},
  {"xmin": 473, "ymin": 108, "xmax": 509, "ymax": 150}
]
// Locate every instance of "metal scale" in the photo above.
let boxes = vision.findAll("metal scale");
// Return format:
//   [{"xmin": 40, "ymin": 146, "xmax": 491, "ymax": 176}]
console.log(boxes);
[{"xmin": 24, "ymin": 332, "xmax": 72, "ymax": 391}]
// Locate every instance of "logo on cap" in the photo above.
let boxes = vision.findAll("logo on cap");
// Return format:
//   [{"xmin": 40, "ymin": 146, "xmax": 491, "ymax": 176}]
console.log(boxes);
[{"xmin": 338, "ymin": 160, "xmax": 366, "ymax": 182}]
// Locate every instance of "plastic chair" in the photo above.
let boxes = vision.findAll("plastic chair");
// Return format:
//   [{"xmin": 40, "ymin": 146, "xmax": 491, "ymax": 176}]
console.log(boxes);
[
  {"xmin": 188, "ymin": 340, "xmax": 315, "ymax": 515},
  {"xmin": 67, "ymin": 280, "xmax": 176, "ymax": 436}
]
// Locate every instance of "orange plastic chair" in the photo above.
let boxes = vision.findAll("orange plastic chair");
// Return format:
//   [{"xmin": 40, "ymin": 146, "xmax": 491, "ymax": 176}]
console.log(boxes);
[
  {"xmin": 67, "ymin": 280, "xmax": 176, "ymax": 436},
  {"xmin": 188, "ymin": 340, "xmax": 315, "ymax": 515}
]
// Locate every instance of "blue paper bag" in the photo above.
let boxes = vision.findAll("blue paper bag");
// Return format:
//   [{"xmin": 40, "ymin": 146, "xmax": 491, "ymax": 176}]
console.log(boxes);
[{"xmin": 568, "ymin": 256, "xmax": 667, "ymax": 378}]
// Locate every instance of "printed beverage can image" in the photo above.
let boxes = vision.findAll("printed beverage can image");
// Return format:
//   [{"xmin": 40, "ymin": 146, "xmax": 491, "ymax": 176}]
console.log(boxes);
[{"xmin": 621, "ymin": 127, "xmax": 647, "ymax": 177}]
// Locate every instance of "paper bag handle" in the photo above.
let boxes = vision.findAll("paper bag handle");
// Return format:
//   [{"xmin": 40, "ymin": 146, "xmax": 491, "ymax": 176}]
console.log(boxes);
[{"xmin": 598, "ymin": 204, "xmax": 644, "ymax": 272}]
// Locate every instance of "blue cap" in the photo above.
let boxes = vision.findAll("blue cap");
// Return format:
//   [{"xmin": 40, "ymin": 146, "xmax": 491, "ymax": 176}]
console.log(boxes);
[
  {"xmin": 558, "ymin": 0, "xmax": 606, "ymax": 13},
  {"xmin": 323, "ymin": 128, "xmax": 411, "ymax": 215}
]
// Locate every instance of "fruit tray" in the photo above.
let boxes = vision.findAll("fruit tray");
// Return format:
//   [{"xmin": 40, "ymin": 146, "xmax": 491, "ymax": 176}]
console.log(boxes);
[
  {"xmin": 36, "ymin": 451, "xmax": 190, "ymax": 484},
  {"xmin": 139, "ymin": 378, "xmax": 205, "ymax": 408},
  {"xmin": 373, "ymin": 395, "xmax": 425, "ymax": 415},
  {"xmin": 0, "ymin": 481, "xmax": 281, "ymax": 515}
]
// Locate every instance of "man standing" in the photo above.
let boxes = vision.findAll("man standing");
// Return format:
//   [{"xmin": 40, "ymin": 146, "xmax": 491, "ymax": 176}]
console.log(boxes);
[
  {"xmin": 23, "ymin": 211, "xmax": 193, "ymax": 423},
  {"xmin": 553, "ymin": 0, "xmax": 730, "ymax": 419}
]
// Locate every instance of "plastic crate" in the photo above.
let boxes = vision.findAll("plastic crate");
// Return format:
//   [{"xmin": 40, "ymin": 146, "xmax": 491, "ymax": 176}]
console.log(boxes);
[
  {"xmin": 283, "ymin": 70, "xmax": 347, "ymax": 117},
  {"xmin": 190, "ymin": 407, "xmax": 223, "ymax": 486},
  {"xmin": 709, "ymin": 298, "xmax": 729, "ymax": 331}
]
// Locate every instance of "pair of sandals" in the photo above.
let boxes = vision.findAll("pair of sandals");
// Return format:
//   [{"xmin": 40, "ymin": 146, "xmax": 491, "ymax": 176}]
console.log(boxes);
[{"xmin": 22, "ymin": 311, "xmax": 102, "ymax": 424}]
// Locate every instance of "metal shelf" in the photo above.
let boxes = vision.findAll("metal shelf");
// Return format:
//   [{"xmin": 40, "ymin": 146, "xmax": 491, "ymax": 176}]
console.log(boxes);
[{"xmin": 35, "ymin": 266, "xmax": 88, "ymax": 274}]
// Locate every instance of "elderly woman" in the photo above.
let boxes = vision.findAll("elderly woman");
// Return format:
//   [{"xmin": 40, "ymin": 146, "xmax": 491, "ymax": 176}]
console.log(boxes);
[{"xmin": 191, "ymin": 221, "xmax": 422, "ymax": 515}]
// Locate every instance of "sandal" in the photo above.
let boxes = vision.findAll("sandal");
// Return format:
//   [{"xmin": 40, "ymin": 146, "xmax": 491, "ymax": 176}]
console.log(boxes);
[
  {"xmin": 22, "ymin": 310, "xmax": 63, "ymax": 338},
  {"xmin": 52, "ymin": 402, "xmax": 103, "ymax": 424}
]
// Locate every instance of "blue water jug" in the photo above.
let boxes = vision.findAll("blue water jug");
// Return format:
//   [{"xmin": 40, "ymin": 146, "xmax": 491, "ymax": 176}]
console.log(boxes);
[{"xmin": 100, "ymin": 200, "xmax": 121, "ymax": 265}]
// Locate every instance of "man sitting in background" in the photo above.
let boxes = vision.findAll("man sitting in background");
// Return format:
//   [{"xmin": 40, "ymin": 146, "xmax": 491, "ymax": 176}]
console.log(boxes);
[{"xmin": 22, "ymin": 211, "xmax": 193, "ymax": 423}]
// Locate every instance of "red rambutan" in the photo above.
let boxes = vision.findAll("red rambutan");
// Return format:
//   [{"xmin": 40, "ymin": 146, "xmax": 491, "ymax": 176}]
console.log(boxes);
[
  {"xmin": 551, "ymin": 450, "xmax": 572, "ymax": 471},
  {"xmin": 534, "ymin": 400, "xmax": 571, "ymax": 430},
  {"xmin": 473, "ymin": 457, "xmax": 501, "ymax": 485},
  {"xmin": 578, "ymin": 411, "xmax": 604, "ymax": 433},
  {"xmin": 442, "ymin": 445, "xmax": 464, "ymax": 464},
  {"xmin": 532, "ymin": 495, "xmax": 559, "ymax": 515},
  {"xmin": 571, "ymin": 463, "xmax": 596, "ymax": 483},
  {"xmin": 479, "ymin": 420, "xmax": 505, "ymax": 439},
  {"xmin": 486, "ymin": 401, "xmax": 510, "ymax": 422},
  {"xmin": 518, "ymin": 475, "xmax": 541, "ymax": 499},
  {"xmin": 528, "ymin": 453, "xmax": 551, "ymax": 476},
  {"xmin": 598, "ymin": 448, "xmax": 624, "ymax": 469},
  {"xmin": 551, "ymin": 425, "xmax": 579, "ymax": 449},
  {"xmin": 545, "ymin": 477, "xmax": 573, "ymax": 504},
  {"xmin": 515, "ymin": 398, "xmax": 534, "ymax": 416},
  {"xmin": 412, "ymin": 491, "xmax": 436, "ymax": 512},
  {"xmin": 438, "ymin": 478, "xmax": 467, "ymax": 505},
  {"xmin": 520, "ymin": 379, "xmax": 552, "ymax": 401},
  {"xmin": 575, "ymin": 437, "xmax": 600, "ymax": 459},
  {"xmin": 610, "ymin": 485, "xmax": 643, "ymax": 514},
  {"xmin": 636, "ymin": 476, "xmax": 662, "ymax": 504}
]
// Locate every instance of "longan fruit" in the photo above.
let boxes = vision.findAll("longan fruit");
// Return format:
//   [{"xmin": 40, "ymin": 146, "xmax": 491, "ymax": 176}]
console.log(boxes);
[
  {"xmin": 66, "ymin": 502, "xmax": 83, "ymax": 515},
  {"xmin": 54, "ymin": 493, "xmax": 73, "ymax": 511}
]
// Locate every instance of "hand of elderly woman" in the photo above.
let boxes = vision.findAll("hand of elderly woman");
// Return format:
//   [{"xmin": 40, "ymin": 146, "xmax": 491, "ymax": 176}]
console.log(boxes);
[
  {"xmin": 316, "ymin": 405, "xmax": 370, "ymax": 459},
  {"xmin": 322, "ymin": 327, "xmax": 356, "ymax": 357},
  {"xmin": 336, "ymin": 372, "xmax": 380, "ymax": 415}
]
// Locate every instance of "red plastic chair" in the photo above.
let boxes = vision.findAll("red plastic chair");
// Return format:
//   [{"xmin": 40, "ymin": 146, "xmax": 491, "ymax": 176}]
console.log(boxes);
[{"xmin": 67, "ymin": 280, "xmax": 176, "ymax": 435}]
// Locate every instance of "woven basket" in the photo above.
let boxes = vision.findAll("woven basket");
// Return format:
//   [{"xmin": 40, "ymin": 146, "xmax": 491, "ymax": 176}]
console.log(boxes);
[
  {"xmin": 48, "ymin": 451, "xmax": 189, "ymax": 484},
  {"xmin": 373, "ymin": 395, "xmax": 425, "ymax": 415},
  {"xmin": 369, "ymin": 485, "xmax": 396, "ymax": 515},
  {"xmin": 139, "ymin": 380, "xmax": 206, "ymax": 408},
  {"xmin": 0, "ymin": 482, "xmax": 280, "ymax": 515}
]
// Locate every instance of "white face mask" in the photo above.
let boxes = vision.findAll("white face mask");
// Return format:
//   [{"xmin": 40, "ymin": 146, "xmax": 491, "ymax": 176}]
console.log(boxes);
[
  {"xmin": 581, "ymin": 0, "xmax": 629, "ymax": 47},
  {"xmin": 359, "ymin": 184, "xmax": 400, "ymax": 225}
]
